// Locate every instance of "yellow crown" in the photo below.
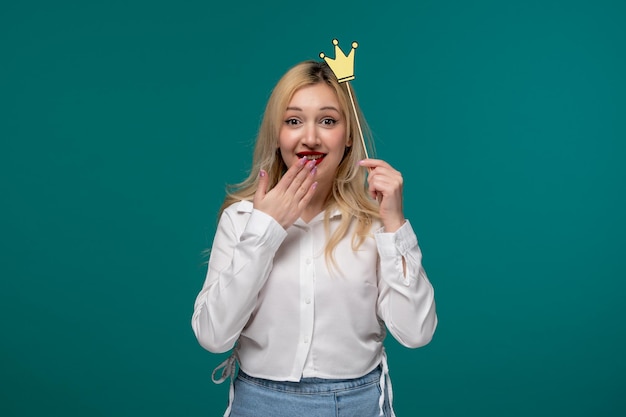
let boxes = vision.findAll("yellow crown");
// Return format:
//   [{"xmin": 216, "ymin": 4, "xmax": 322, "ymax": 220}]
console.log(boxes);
[{"xmin": 319, "ymin": 39, "xmax": 358, "ymax": 83}]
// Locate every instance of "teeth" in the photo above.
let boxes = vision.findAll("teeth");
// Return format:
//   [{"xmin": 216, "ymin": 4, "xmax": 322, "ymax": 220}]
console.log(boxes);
[{"xmin": 303, "ymin": 154, "xmax": 323, "ymax": 160}]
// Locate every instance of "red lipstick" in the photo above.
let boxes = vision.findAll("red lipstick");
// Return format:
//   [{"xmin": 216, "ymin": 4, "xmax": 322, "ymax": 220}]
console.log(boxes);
[{"xmin": 296, "ymin": 151, "xmax": 326, "ymax": 166}]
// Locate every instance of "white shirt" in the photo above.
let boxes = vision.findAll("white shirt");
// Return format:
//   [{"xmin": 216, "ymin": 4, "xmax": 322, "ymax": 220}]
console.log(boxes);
[{"xmin": 192, "ymin": 200, "xmax": 437, "ymax": 382}]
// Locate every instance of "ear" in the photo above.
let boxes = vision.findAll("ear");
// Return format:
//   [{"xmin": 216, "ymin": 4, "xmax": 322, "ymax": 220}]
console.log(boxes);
[{"xmin": 346, "ymin": 135, "xmax": 353, "ymax": 147}]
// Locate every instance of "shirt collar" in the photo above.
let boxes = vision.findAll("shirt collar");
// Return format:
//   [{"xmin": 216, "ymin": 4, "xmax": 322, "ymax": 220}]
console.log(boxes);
[
  {"xmin": 236, "ymin": 200, "xmax": 254, "ymax": 213},
  {"xmin": 236, "ymin": 200, "xmax": 342, "ymax": 221}
]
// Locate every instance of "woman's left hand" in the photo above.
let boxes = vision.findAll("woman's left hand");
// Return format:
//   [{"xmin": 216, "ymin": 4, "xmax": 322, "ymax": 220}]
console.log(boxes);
[{"xmin": 359, "ymin": 159, "xmax": 406, "ymax": 232}]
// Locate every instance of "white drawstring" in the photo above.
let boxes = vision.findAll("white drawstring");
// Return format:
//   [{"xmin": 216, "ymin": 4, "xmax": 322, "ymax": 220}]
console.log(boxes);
[
  {"xmin": 211, "ymin": 353, "xmax": 238, "ymax": 417},
  {"xmin": 379, "ymin": 348, "xmax": 397, "ymax": 417}
]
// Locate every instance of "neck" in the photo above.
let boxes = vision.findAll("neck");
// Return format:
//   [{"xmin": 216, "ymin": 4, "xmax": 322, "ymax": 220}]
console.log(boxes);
[{"xmin": 301, "ymin": 183, "xmax": 332, "ymax": 222}]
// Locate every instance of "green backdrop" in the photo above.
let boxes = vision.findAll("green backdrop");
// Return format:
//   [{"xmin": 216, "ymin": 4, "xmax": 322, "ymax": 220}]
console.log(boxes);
[{"xmin": 2, "ymin": 1, "xmax": 625, "ymax": 416}]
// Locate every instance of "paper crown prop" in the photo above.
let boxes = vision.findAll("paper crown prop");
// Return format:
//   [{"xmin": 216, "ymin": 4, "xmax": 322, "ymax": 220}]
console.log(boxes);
[
  {"xmin": 319, "ymin": 39, "xmax": 369, "ymax": 159},
  {"xmin": 319, "ymin": 39, "xmax": 358, "ymax": 83}
]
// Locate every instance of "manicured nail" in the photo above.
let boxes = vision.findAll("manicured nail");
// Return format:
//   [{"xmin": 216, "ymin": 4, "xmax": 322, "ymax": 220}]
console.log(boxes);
[
  {"xmin": 299, "ymin": 156, "xmax": 307, "ymax": 166},
  {"xmin": 307, "ymin": 160, "xmax": 316, "ymax": 169},
  {"xmin": 310, "ymin": 166, "xmax": 317, "ymax": 176},
  {"xmin": 312, "ymin": 182, "xmax": 318, "ymax": 190},
  {"xmin": 357, "ymin": 159, "xmax": 364, "ymax": 166}
]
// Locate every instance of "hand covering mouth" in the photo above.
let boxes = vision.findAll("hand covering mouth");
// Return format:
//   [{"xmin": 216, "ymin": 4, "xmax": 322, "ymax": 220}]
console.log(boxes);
[{"xmin": 297, "ymin": 152, "xmax": 326, "ymax": 165}]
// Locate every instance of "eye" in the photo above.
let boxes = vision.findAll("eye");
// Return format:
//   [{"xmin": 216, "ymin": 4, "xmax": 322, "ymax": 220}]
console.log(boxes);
[
  {"xmin": 321, "ymin": 118, "xmax": 337, "ymax": 126},
  {"xmin": 284, "ymin": 118, "xmax": 301, "ymax": 126}
]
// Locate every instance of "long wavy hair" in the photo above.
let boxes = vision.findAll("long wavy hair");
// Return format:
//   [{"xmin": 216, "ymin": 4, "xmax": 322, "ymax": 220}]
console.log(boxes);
[{"xmin": 219, "ymin": 60, "xmax": 380, "ymax": 268}]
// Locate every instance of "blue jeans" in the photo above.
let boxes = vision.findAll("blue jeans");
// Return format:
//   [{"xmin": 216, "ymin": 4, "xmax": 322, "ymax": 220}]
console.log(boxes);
[{"xmin": 228, "ymin": 367, "xmax": 392, "ymax": 417}]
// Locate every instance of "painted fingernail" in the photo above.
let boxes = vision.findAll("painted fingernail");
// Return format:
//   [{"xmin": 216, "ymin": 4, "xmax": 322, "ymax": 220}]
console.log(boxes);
[
  {"xmin": 310, "ymin": 166, "xmax": 317, "ymax": 176},
  {"xmin": 299, "ymin": 156, "xmax": 307, "ymax": 166},
  {"xmin": 312, "ymin": 182, "xmax": 318, "ymax": 190},
  {"xmin": 307, "ymin": 160, "xmax": 316, "ymax": 168}
]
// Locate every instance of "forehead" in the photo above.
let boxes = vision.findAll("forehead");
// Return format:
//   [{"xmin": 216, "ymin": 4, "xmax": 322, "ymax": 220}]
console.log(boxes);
[{"xmin": 287, "ymin": 83, "xmax": 340, "ymax": 109}]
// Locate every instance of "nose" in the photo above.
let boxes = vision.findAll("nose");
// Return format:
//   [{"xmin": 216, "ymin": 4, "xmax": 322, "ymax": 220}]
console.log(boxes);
[{"xmin": 301, "ymin": 124, "xmax": 320, "ymax": 148}]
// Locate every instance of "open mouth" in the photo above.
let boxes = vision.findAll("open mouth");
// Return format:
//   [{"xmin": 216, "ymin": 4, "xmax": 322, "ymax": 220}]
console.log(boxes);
[{"xmin": 297, "ymin": 152, "xmax": 326, "ymax": 166}]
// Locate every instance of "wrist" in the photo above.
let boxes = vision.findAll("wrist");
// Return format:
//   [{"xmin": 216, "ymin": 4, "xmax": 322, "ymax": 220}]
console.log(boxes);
[{"xmin": 383, "ymin": 218, "xmax": 405, "ymax": 233}]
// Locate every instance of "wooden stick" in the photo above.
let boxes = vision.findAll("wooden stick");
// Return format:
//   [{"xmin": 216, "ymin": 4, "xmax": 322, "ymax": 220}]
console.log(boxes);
[
  {"xmin": 346, "ymin": 81, "xmax": 381, "ymax": 202},
  {"xmin": 346, "ymin": 82, "xmax": 368, "ymax": 160}
]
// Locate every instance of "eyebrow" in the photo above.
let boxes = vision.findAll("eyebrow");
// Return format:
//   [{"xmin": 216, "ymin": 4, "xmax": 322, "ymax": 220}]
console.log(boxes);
[{"xmin": 285, "ymin": 106, "xmax": 341, "ymax": 112}]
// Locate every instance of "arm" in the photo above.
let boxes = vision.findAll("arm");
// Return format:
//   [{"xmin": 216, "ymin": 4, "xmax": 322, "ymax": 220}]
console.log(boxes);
[
  {"xmin": 375, "ymin": 220, "xmax": 437, "ymax": 348},
  {"xmin": 358, "ymin": 158, "xmax": 437, "ymax": 347},
  {"xmin": 191, "ymin": 205, "xmax": 287, "ymax": 353},
  {"xmin": 192, "ymin": 158, "xmax": 318, "ymax": 353}
]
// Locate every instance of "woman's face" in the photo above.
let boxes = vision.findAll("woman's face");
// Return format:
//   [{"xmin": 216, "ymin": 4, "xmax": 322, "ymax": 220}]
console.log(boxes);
[{"xmin": 278, "ymin": 83, "xmax": 350, "ymax": 189}]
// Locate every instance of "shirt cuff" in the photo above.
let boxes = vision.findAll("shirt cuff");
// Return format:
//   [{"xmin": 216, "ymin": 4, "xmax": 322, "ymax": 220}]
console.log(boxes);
[{"xmin": 374, "ymin": 220, "xmax": 418, "ymax": 257}]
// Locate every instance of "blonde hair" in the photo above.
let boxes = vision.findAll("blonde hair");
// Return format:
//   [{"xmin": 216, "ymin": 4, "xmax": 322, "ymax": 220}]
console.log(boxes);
[{"xmin": 219, "ymin": 60, "xmax": 380, "ymax": 268}]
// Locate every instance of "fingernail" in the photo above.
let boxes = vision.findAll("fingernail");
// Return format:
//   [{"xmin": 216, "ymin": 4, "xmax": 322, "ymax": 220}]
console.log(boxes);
[
  {"xmin": 357, "ymin": 159, "xmax": 364, "ymax": 166},
  {"xmin": 307, "ymin": 160, "xmax": 316, "ymax": 168},
  {"xmin": 310, "ymin": 166, "xmax": 317, "ymax": 176},
  {"xmin": 299, "ymin": 157, "xmax": 307, "ymax": 166},
  {"xmin": 312, "ymin": 182, "xmax": 318, "ymax": 190}
]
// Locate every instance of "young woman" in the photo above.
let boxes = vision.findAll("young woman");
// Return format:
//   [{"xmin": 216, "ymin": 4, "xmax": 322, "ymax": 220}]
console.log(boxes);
[{"xmin": 192, "ymin": 60, "xmax": 437, "ymax": 417}]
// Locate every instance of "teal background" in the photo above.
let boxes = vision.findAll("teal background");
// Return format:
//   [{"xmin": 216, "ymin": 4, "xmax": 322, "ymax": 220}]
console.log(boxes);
[{"xmin": 1, "ymin": 0, "xmax": 625, "ymax": 416}]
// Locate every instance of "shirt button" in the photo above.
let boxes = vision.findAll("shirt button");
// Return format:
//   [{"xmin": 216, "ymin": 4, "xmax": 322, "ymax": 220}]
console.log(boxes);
[
  {"xmin": 304, "ymin": 337, "xmax": 310, "ymax": 344},
  {"xmin": 305, "ymin": 298, "xmax": 311, "ymax": 304},
  {"xmin": 306, "ymin": 258, "xmax": 312, "ymax": 265}
]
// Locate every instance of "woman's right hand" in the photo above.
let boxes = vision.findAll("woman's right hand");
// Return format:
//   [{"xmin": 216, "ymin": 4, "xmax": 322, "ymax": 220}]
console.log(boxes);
[{"xmin": 253, "ymin": 157, "xmax": 318, "ymax": 229}]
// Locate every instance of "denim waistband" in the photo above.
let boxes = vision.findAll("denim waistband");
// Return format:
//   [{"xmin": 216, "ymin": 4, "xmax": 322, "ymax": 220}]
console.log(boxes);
[
  {"xmin": 212, "ymin": 348, "xmax": 396, "ymax": 417},
  {"xmin": 237, "ymin": 366, "xmax": 382, "ymax": 394}
]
